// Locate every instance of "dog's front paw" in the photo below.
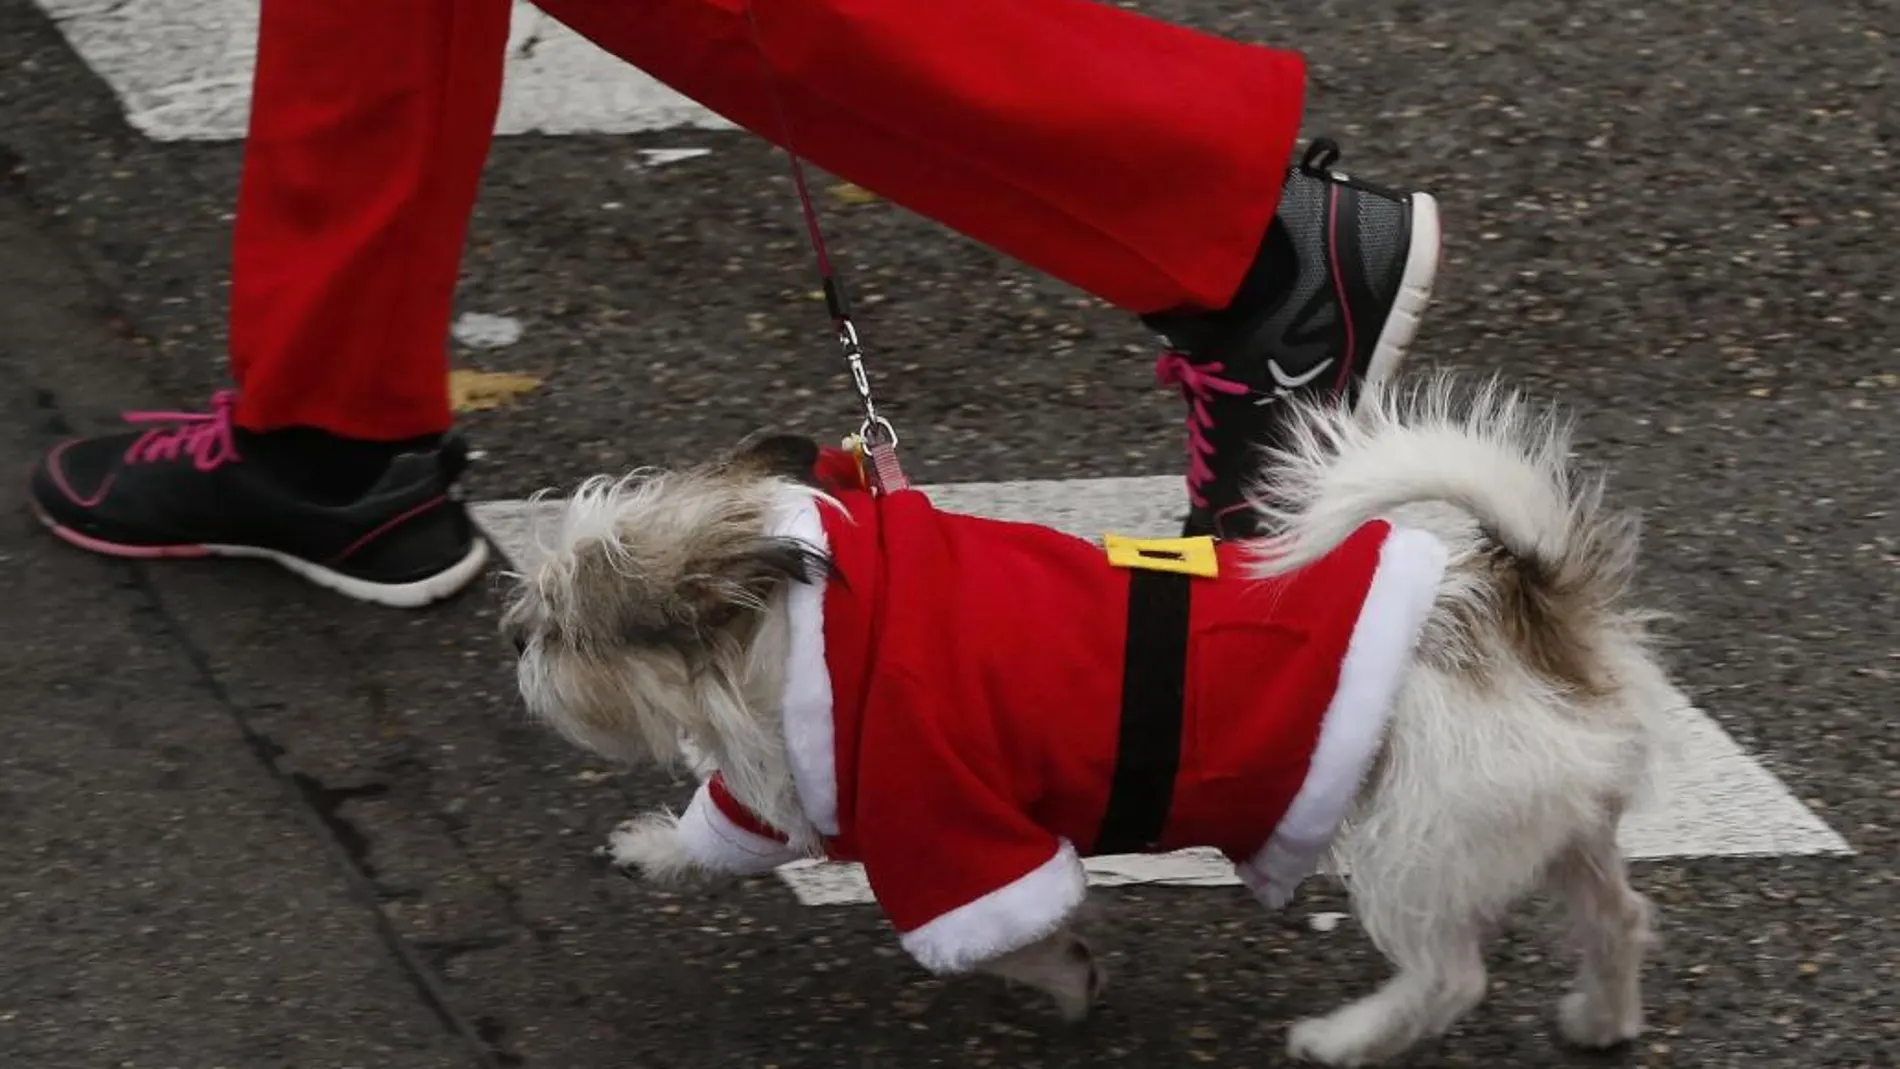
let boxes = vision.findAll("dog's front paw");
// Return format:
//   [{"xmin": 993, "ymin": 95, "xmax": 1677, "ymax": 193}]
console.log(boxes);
[
  {"xmin": 1047, "ymin": 937, "xmax": 1108, "ymax": 1024},
  {"xmin": 1556, "ymin": 990, "xmax": 1642, "ymax": 1050},
  {"xmin": 601, "ymin": 811, "xmax": 700, "ymax": 885},
  {"xmin": 1287, "ymin": 1009, "xmax": 1385, "ymax": 1067},
  {"xmin": 982, "ymin": 932, "xmax": 1104, "ymax": 1024}
]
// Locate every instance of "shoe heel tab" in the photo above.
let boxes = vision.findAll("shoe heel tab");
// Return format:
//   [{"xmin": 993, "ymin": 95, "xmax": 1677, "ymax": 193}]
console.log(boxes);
[
  {"xmin": 1299, "ymin": 137, "xmax": 1343, "ymax": 174},
  {"xmin": 371, "ymin": 434, "xmax": 470, "ymax": 495}
]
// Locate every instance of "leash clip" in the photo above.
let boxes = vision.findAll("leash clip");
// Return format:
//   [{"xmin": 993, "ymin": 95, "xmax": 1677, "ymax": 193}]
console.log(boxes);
[
  {"xmin": 744, "ymin": 0, "xmax": 909, "ymax": 495},
  {"xmin": 834, "ymin": 316, "xmax": 907, "ymax": 493}
]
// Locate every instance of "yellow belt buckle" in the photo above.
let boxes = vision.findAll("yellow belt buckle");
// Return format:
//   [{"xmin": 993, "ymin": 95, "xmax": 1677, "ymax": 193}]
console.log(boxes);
[{"xmin": 1103, "ymin": 534, "xmax": 1219, "ymax": 578}]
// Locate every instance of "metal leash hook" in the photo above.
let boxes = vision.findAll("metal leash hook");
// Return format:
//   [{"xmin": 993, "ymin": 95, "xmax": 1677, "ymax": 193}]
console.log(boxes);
[
  {"xmin": 837, "ymin": 319, "xmax": 909, "ymax": 493},
  {"xmin": 743, "ymin": 0, "xmax": 909, "ymax": 495}
]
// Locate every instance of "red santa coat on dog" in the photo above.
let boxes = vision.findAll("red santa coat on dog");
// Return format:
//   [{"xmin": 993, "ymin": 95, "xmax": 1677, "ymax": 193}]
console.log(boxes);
[{"xmin": 672, "ymin": 454, "xmax": 1447, "ymax": 974}]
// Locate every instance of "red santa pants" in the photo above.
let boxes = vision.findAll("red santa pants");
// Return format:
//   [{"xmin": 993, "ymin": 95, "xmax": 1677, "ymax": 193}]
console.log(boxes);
[{"xmin": 228, "ymin": 0, "xmax": 1308, "ymax": 441}]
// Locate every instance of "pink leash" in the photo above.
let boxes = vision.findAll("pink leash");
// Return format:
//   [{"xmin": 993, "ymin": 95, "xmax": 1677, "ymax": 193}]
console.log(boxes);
[{"xmin": 740, "ymin": 0, "xmax": 909, "ymax": 494}]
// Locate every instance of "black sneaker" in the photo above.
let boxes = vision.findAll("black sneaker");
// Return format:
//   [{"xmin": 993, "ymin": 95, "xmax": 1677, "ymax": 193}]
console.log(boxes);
[
  {"xmin": 30, "ymin": 390, "xmax": 490, "ymax": 607},
  {"xmin": 1145, "ymin": 138, "xmax": 1441, "ymax": 540}
]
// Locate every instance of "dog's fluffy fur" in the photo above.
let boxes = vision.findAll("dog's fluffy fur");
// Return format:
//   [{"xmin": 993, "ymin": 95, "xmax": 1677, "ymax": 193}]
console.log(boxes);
[{"xmin": 504, "ymin": 373, "xmax": 1679, "ymax": 1065}]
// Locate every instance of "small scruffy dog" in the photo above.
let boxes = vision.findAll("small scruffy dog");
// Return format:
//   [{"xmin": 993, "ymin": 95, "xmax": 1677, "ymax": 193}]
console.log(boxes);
[{"xmin": 503, "ymin": 376, "xmax": 1678, "ymax": 1066}]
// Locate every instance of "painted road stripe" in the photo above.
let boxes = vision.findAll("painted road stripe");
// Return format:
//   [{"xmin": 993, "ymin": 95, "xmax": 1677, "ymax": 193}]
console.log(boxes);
[
  {"xmin": 37, "ymin": 0, "xmax": 729, "ymax": 141},
  {"xmin": 474, "ymin": 477, "xmax": 1853, "ymax": 905}
]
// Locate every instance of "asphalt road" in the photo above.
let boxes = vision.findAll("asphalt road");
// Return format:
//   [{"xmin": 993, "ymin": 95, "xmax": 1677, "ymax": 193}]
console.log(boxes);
[{"xmin": 1, "ymin": 1, "xmax": 1895, "ymax": 1067}]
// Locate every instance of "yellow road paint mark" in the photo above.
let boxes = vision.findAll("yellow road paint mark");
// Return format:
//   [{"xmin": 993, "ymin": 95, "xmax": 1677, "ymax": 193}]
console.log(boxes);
[
  {"xmin": 828, "ymin": 182, "xmax": 880, "ymax": 206},
  {"xmin": 450, "ymin": 369, "xmax": 543, "ymax": 413}
]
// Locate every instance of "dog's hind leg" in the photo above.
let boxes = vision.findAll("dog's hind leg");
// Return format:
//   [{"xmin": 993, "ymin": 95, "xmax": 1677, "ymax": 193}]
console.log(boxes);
[
  {"xmin": 1549, "ymin": 821, "xmax": 1653, "ymax": 1049},
  {"xmin": 979, "ymin": 928, "xmax": 1107, "ymax": 1023},
  {"xmin": 1284, "ymin": 904, "xmax": 1490, "ymax": 1066},
  {"xmin": 1286, "ymin": 830, "xmax": 1505, "ymax": 1065},
  {"xmin": 1284, "ymin": 711, "xmax": 1544, "ymax": 1064}
]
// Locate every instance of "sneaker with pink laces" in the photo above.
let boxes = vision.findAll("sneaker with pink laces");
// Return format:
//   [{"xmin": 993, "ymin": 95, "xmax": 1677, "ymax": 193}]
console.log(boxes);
[
  {"xmin": 1145, "ymin": 138, "xmax": 1442, "ymax": 540},
  {"xmin": 29, "ymin": 391, "xmax": 488, "ymax": 607}
]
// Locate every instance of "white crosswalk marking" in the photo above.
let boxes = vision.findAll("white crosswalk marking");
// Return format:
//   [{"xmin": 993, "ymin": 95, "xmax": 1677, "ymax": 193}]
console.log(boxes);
[
  {"xmin": 473, "ymin": 476, "xmax": 1854, "ymax": 905},
  {"xmin": 37, "ymin": 0, "xmax": 729, "ymax": 141}
]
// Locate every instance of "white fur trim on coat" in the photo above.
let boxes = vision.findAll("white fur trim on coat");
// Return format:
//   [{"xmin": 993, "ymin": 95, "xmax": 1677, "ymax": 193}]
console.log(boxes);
[
  {"xmin": 771, "ymin": 488, "xmax": 840, "ymax": 836},
  {"xmin": 897, "ymin": 840, "xmax": 1088, "ymax": 975},
  {"xmin": 676, "ymin": 783, "xmax": 803, "ymax": 875},
  {"xmin": 1236, "ymin": 526, "xmax": 1449, "ymax": 908}
]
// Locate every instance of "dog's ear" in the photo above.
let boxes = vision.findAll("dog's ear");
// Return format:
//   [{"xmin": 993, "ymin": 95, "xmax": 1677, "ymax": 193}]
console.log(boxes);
[
  {"xmin": 711, "ymin": 535, "xmax": 829, "ymax": 592},
  {"xmin": 725, "ymin": 431, "xmax": 822, "ymax": 485},
  {"xmin": 568, "ymin": 533, "xmax": 826, "ymax": 653},
  {"xmin": 677, "ymin": 535, "xmax": 830, "ymax": 632}
]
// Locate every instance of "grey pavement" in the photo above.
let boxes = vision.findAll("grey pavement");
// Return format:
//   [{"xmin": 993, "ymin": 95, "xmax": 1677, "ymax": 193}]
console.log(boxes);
[
  {"xmin": 0, "ymin": 193, "xmax": 472, "ymax": 1069},
  {"xmin": 1, "ymin": 0, "xmax": 1896, "ymax": 1067}
]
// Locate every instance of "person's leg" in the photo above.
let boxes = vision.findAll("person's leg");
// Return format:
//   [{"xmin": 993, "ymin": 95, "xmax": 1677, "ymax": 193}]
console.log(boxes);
[
  {"xmin": 543, "ymin": 0, "xmax": 1441, "ymax": 537},
  {"xmin": 31, "ymin": 0, "xmax": 510, "ymax": 606},
  {"xmin": 229, "ymin": 1, "xmax": 510, "ymax": 449},
  {"xmin": 543, "ymin": 0, "xmax": 1299, "ymax": 315}
]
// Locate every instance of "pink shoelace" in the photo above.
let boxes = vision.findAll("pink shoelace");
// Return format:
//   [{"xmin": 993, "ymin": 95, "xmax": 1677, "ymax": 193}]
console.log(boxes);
[
  {"xmin": 1153, "ymin": 351, "xmax": 1248, "ymax": 508},
  {"xmin": 120, "ymin": 389, "xmax": 242, "ymax": 473}
]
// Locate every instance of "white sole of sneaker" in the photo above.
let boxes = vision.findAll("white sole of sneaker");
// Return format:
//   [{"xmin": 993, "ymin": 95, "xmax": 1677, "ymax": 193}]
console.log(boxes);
[
  {"xmin": 36, "ymin": 504, "xmax": 492, "ymax": 609},
  {"xmin": 1362, "ymin": 191, "xmax": 1442, "ymax": 392},
  {"xmin": 209, "ymin": 537, "xmax": 492, "ymax": 609}
]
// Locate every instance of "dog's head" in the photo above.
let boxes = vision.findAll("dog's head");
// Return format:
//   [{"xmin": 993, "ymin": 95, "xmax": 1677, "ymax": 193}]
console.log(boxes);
[{"xmin": 500, "ymin": 432, "xmax": 832, "ymax": 774}]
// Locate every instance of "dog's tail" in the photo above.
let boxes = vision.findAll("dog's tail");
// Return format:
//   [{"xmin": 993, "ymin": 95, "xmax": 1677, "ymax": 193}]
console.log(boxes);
[{"xmin": 1248, "ymin": 374, "xmax": 1644, "ymax": 661}]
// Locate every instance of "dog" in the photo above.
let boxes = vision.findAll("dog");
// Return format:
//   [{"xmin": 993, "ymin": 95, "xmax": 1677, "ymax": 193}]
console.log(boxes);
[{"xmin": 503, "ymin": 374, "xmax": 1678, "ymax": 1065}]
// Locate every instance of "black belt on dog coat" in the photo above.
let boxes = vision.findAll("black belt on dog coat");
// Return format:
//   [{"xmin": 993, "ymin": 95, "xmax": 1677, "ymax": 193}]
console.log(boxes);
[{"xmin": 1093, "ymin": 568, "xmax": 1191, "ymax": 855}]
